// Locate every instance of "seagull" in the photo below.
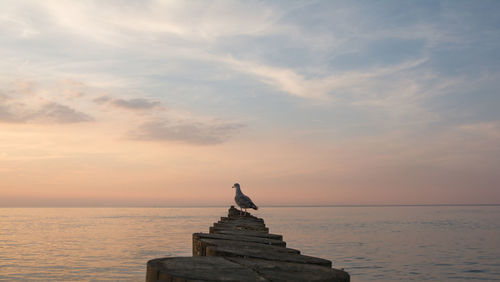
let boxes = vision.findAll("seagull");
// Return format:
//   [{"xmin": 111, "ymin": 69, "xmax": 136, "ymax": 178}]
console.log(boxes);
[{"xmin": 232, "ymin": 183, "xmax": 258, "ymax": 215}]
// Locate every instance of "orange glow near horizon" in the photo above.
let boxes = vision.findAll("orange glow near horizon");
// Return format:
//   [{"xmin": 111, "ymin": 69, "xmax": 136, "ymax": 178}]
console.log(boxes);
[
  {"xmin": 2, "ymin": 121, "xmax": 499, "ymax": 206},
  {"xmin": 1, "ymin": 1, "xmax": 500, "ymax": 206}
]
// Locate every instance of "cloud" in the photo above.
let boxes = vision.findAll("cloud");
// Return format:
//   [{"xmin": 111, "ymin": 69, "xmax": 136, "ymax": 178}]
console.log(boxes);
[
  {"xmin": 0, "ymin": 79, "xmax": 93, "ymax": 124},
  {"xmin": 27, "ymin": 102, "xmax": 93, "ymax": 123},
  {"xmin": 112, "ymin": 98, "xmax": 161, "ymax": 110},
  {"xmin": 0, "ymin": 92, "xmax": 9, "ymax": 102},
  {"xmin": 458, "ymin": 121, "xmax": 500, "ymax": 141},
  {"xmin": 62, "ymin": 79, "xmax": 86, "ymax": 98},
  {"xmin": 129, "ymin": 119, "xmax": 245, "ymax": 145},
  {"xmin": 0, "ymin": 95, "xmax": 92, "ymax": 124},
  {"xmin": 0, "ymin": 93, "xmax": 28, "ymax": 123},
  {"xmin": 0, "ymin": 104, "xmax": 21, "ymax": 122},
  {"xmin": 216, "ymin": 55, "xmax": 427, "ymax": 101},
  {"xmin": 37, "ymin": 0, "xmax": 283, "ymax": 44},
  {"xmin": 93, "ymin": 96, "xmax": 161, "ymax": 111},
  {"xmin": 93, "ymin": 95, "xmax": 112, "ymax": 104}
]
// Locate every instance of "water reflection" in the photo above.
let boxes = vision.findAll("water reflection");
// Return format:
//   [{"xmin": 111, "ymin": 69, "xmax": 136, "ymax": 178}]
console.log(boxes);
[
  {"xmin": 1, "ymin": 206, "xmax": 499, "ymax": 281},
  {"xmin": 260, "ymin": 206, "xmax": 500, "ymax": 281}
]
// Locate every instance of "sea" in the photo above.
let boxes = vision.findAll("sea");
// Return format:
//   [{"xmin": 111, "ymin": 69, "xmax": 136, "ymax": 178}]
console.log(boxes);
[{"xmin": 1, "ymin": 206, "xmax": 499, "ymax": 281}]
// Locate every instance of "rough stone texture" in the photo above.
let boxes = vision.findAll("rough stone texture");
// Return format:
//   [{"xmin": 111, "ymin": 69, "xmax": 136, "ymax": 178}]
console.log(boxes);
[
  {"xmin": 197, "ymin": 237, "xmax": 300, "ymax": 257},
  {"xmin": 228, "ymin": 206, "xmax": 256, "ymax": 217},
  {"xmin": 221, "ymin": 217, "xmax": 263, "ymax": 222},
  {"xmin": 204, "ymin": 244, "xmax": 332, "ymax": 267},
  {"xmin": 212, "ymin": 221, "xmax": 269, "ymax": 232},
  {"xmin": 146, "ymin": 257, "xmax": 267, "ymax": 282},
  {"xmin": 147, "ymin": 257, "xmax": 349, "ymax": 282},
  {"xmin": 211, "ymin": 229, "xmax": 283, "ymax": 241},
  {"xmin": 210, "ymin": 225, "xmax": 269, "ymax": 234},
  {"xmin": 228, "ymin": 257, "xmax": 350, "ymax": 282},
  {"xmin": 146, "ymin": 206, "xmax": 350, "ymax": 281},
  {"xmin": 193, "ymin": 232, "xmax": 286, "ymax": 256}
]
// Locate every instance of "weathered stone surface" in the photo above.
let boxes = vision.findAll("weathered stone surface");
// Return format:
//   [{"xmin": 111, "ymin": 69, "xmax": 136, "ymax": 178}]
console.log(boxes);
[
  {"xmin": 146, "ymin": 206, "xmax": 349, "ymax": 281},
  {"xmin": 228, "ymin": 257, "xmax": 350, "ymax": 282},
  {"xmin": 210, "ymin": 225, "xmax": 269, "ymax": 234},
  {"xmin": 147, "ymin": 257, "xmax": 349, "ymax": 282},
  {"xmin": 146, "ymin": 257, "xmax": 267, "ymax": 282},
  {"xmin": 196, "ymin": 237, "xmax": 299, "ymax": 256},
  {"xmin": 193, "ymin": 232, "xmax": 286, "ymax": 257},
  {"xmin": 214, "ymin": 221, "xmax": 266, "ymax": 228},
  {"xmin": 217, "ymin": 217, "xmax": 266, "ymax": 224},
  {"xmin": 228, "ymin": 205, "xmax": 256, "ymax": 217},
  {"xmin": 220, "ymin": 216, "xmax": 264, "ymax": 224},
  {"xmin": 212, "ymin": 222, "xmax": 269, "ymax": 232},
  {"xmin": 205, "ymin": 243, "xmax": 332, "ymax": 267},
  {"xmin": 211, "ymin": 229, "xmax": 283, "ymax": 241}
]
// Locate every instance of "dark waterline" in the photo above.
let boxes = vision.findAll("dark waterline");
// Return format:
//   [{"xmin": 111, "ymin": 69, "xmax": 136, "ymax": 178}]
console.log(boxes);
[{"xmin": 3, "ymin": 203, "xmax": 500, "ymax": 208}]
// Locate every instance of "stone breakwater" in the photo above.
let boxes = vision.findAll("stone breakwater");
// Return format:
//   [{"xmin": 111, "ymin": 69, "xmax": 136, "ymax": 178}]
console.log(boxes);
[{"xmin": 146, "ymin": 206, "xmax": 350, "ymax": 281}]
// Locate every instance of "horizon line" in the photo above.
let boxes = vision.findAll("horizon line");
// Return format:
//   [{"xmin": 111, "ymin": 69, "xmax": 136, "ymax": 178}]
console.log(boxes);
[{"xmin": 1, "ymin": 203, "xmax": 499, "ymax": 208}]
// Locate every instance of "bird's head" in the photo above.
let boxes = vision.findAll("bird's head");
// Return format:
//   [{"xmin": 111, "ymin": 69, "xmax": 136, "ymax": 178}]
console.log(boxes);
[{"xmin": 232, "ymin": 183, "xmax": 240, "ymax": 189}]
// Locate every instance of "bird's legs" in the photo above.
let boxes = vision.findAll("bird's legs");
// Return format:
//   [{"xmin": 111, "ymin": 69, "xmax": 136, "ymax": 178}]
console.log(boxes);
[{"xmin": 239, "ymin": 208, "xmax": 248, "ymax": 216}]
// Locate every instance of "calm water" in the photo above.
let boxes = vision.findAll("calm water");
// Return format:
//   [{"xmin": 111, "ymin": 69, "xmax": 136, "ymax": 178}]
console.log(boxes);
[{"xmin": 1, "ymin": 206, "xmax": 499, "ymax": 281}]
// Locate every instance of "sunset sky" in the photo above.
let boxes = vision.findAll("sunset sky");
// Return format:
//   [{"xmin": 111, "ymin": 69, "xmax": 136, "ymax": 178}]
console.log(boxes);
[{"xmin": 1, "ymin": 0, "xmax": 499, "ymax": 206}]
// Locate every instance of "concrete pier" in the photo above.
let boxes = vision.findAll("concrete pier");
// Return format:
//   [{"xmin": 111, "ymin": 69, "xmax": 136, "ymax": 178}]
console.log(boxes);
[{"xmin": 146, "ymin": 206, "xmax": 350, "ymax": 281}]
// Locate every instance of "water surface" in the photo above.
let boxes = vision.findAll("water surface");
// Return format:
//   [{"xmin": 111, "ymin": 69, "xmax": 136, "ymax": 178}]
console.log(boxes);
[{"xmin": 1, "ymin": 206, "xmax": 499, "ymax": 281}]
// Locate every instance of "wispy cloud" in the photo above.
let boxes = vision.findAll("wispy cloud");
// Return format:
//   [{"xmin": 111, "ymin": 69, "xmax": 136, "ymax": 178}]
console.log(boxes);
[
  {"xmin": 1, "ymin": 77, "xmax": 244, "ymax": 145},
  {"xmin": 216, "ymin": 55, "xmax": 427, "ymax": 101},
  {"xmin": 0, "ymin": 104, "xmax": 20, "ymax": 122},
  {"xmin": 28, "ymin": 102, "xmax": 92, "ymax": 123},
  {"xmin": 62, "ymin": 79, "xmax": 86, "ymax": 99},
  {"xmin": 129, "ymin": 119, "xmax": 245, "ymax": 145},
  {"xmin": 94, "ymin": 96, "xmax": 161, "ymax": 111},
  {"xmin": 2, "ymin": 1, "xmax": 500, "ymax": 204},
  {"xmin": 113, "ymin": 98, "xmax": 160, "ymax": 110},
  {"xmin": 0, "ymin": 79, "xmax": 93, "ymax": 124},
  {"xmin": 0, "ymin": 97, "xmax": 92, "ymax": 124},
  {"xmin": 22, "ymin": 0, "xmax": 285, "ymax": 47}
]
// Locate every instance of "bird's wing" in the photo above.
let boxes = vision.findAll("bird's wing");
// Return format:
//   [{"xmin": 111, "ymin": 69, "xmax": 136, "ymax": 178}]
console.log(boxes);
[{"xmin": 238, "ymin": 194, "xmax": 257, "ymax": 208}]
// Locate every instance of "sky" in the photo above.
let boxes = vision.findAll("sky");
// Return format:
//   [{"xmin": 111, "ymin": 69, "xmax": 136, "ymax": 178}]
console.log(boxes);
[{"xmin": 1, "ymin": 0, "xmax": 499, "ymax": 206}]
